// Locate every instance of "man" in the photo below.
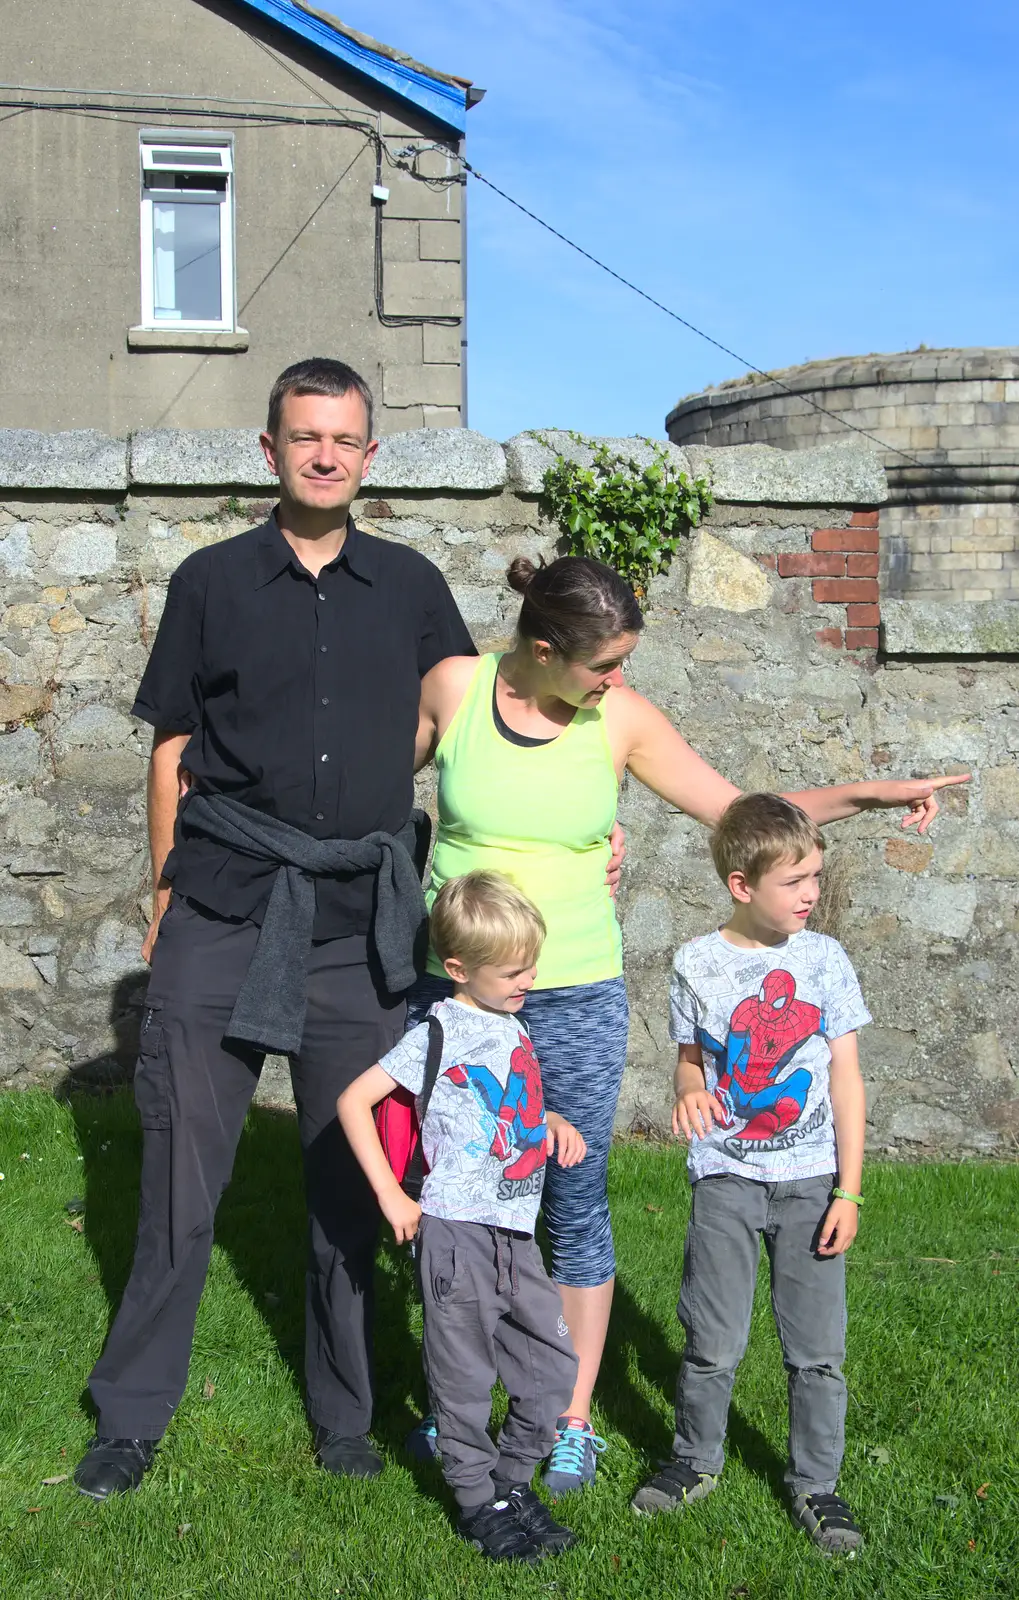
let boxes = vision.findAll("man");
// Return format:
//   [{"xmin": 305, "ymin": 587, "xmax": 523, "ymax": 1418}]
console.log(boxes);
[{"xmin": 74, "ymin": 358, "xmax": 475, "ymax": 1498}]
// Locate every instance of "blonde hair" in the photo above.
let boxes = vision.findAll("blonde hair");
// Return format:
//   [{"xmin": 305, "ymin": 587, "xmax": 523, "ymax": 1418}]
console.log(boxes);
[
  {"xmin": 711, "ymin": 793, "xmax": 825, "ymax": 887},
  {"xmin": 430, "ymin": 871, "xmax": 546, "ymax": 971}
]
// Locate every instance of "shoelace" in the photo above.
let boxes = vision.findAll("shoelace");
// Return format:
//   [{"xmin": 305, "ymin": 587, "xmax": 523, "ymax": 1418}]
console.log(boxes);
[{"xmin": 548, "ymin": 1423, "xmax": 607, "ymax": 1476}]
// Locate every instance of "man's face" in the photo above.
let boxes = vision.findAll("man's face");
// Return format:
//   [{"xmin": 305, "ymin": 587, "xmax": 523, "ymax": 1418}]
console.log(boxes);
[{"xmin": 260, "ymin": 391, "xmax": 378, "ymax": 516}]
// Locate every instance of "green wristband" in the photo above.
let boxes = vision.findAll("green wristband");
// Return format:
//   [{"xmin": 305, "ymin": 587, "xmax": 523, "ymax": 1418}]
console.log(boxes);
[{"xmin": 833, "ymin": 1187, "xmax": 864, "ymax": 1206}]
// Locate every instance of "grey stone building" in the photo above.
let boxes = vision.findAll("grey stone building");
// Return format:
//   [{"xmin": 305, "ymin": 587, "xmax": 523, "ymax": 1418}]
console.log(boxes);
[
  {"xmin": 0, "ymin": 0, "xmax": 483, "ymax": 433},
  {"xmin": 666, "ymin": 349, "xmax": 1019, "ymax": 610}
]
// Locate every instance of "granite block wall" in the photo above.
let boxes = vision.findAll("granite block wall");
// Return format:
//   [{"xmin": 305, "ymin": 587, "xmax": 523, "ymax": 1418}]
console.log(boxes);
[{"xmin": 0, "ymin": 427, "xmax": 1016, "ymax": 1156}]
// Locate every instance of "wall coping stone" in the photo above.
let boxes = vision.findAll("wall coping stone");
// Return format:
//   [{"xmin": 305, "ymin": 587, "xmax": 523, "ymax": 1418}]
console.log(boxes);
[
  {"xmin": 0, "ymin": 427, "xmax": 888, "ymax": 506},
  {"xmin": 667, "ymin": 346, "xmax": 1019, "ymax": 427},
  {"xmin": 882, "ymin": 600, "xmax": 1019, "ymax": 656},
  {"xmin": 684, "ymin": 441, "xmax": 887, "ymax": 506},
  {"xmin": 365, "ymin": 427, "xmax": 506, "ymax": 490},
  {"xmin": 0, "ymin": 429, "xmax": 128, "ymax": 491},
  {"xmin": 503, "ymin": 430, "xmax": 692, "ymax": 496},
  {"xmin": 130, "ymin": 429, "xmax": 276, "ymax": 487}
]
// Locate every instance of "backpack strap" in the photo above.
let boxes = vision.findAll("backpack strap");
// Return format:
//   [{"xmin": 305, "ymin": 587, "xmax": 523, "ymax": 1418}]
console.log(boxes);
[{"xmin": 402, "ymin": 1013, "xmax": 444, "ymax": 1202}]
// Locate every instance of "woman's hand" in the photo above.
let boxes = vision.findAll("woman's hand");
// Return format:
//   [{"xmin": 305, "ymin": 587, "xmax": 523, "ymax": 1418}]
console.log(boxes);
[
  {"xmin": 870, "ymin": 773, "xmax": 971, "ymax": 835},
  {"xmin": 546, "ymin": 1114, "xmax": 587, "ymax": 1166}
]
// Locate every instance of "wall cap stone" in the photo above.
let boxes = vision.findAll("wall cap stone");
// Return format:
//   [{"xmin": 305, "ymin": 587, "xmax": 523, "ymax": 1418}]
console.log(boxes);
[
  {"xmin": 503, "ymin": 430, "xmax": 691, "ymax": 496},
  {"xmin": 668, "ymin": 346, "xmax": 1019, "ymax": 427},
  {"xmin": 882, "ymin": 600, "xmax": 1019, "ymax": 656},
  {"xmin": 129, "ymin": 429, "xmax": 276, "ymax": 487},
  {"xmin": 0, "ymin": 430, "xmax": 128, "ymax": 491},
  {"xmin": 365, "ymin": 428, "xmax": 506, "ymax": 490},
  {"xmin": 685, "ymin": 441, "xmax": 887, "ymax": 507},
  {"xmin": 0, "ymin": 426, "xmax": 887, "ymax": 505}
]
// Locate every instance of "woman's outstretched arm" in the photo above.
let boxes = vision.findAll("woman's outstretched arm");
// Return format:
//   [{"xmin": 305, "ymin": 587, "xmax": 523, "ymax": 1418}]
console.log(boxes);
[{"xmin": 615, "ymin": 687, "xmax": 969, "ymax": 834}]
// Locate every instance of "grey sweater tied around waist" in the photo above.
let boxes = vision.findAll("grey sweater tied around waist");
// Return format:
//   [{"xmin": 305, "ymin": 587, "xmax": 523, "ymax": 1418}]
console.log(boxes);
[{"xmin": 181, "ymin": 793, "xmax": 430, "ymax": 1055}]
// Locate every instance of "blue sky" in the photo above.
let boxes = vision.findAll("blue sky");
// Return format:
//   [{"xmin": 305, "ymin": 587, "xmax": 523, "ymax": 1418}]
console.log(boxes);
[{"xmin": 341, "ymin": 2, "xmax": 1016, "ymax": 441}]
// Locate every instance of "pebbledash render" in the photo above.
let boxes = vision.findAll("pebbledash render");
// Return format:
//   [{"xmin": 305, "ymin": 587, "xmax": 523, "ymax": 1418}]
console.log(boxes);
[{"xmin": 0, "ymin": 426, "xmax": 1016, "ymax": 1158}]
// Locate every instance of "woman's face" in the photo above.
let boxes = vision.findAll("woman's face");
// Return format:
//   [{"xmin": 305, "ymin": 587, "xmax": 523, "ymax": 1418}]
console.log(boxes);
[{"xmin": 536, "ymin": 630, "xmax": 641, "ymax": 707}]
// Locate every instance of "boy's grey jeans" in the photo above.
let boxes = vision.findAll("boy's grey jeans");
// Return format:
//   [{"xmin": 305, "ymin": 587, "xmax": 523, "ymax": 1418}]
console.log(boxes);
[{"xmin": 674, "ymin": 1172, "xmax": 847, "ymax": 1497}]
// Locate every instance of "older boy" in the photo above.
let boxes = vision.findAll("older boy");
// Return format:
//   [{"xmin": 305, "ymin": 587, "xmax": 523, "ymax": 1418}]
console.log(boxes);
[
  {"xmin": 338, "ymin": 871, "xmax": 586, "ymax": 1564},
  {"xmin": 632, "ymin": 794, "xmax": 869, "ymax": 1556}
]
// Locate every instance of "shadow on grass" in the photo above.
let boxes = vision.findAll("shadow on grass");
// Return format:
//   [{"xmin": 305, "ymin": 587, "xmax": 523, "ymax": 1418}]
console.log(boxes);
[{"xmin": 62, "ymin": 976, "xmax": 429, "ymax": 1466}]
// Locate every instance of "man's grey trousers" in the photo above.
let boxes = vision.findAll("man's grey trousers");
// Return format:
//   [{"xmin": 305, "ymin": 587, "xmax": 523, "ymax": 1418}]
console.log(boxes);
[
  {"xmin": 87, "ymin": 895, "xmax": 405, "ymax": 1441},
  {"xmin": 674, "ymin": 1172, "xmax": 847, "ymax": 1497},
  {"xmin": 417, "ymin": 1215, "xmax": 578, "ymax": 1509}
]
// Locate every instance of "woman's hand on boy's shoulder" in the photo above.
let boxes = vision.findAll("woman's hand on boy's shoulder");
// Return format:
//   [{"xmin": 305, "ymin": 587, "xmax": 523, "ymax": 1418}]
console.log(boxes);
[
  {"xmin": 546, "ymin": 1114, "xmax": 587, "ymax": 1167},
  {"xmin": 379, "ymin": 1184, "xmax": 422, "ymax": 1246},
  {"xmin": 817, "ymin": 1197, "xmax": 859, "ymax": 1256},
  {"xmin": 673, "ymin": 1090, "xmax": 727, "ymax": 1141}
]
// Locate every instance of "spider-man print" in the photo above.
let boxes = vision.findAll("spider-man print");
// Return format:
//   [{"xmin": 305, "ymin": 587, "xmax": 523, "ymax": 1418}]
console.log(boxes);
[
  {"xmin": 444, "ymin": 1030, "xmax": 547, "ymax": 1190},
  {"xmin": 698, "ymin": 970, "xmax": 824, "ymax": 1149}
]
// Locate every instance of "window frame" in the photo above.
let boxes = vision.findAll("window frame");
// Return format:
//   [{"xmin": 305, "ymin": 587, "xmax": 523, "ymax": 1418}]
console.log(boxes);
[{"xmin": 138, "ymin": 132, "xmax": 236, "ymax": 333}]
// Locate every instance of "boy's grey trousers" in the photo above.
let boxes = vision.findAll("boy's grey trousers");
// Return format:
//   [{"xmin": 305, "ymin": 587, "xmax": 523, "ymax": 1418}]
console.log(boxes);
[
  {"xmin": 417, "ymin": 1215, "xmax": 578, "ymax": 1509},
  {"xmin": 674, "ymin": 1172, "xmax": 847, "ymax": 1497}
]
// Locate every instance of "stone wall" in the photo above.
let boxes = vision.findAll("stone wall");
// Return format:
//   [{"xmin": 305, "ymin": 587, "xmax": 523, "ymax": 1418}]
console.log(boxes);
[
  {"xmin": 1, "ymin": 426, "xmax": 1017, "ymax": 1158},
  {"xmin": 666, "ymin": 349, "xmax": 1019, "ymax": 606}
]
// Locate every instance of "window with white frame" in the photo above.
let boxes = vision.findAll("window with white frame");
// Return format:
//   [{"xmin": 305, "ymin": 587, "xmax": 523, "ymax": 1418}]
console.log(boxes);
[{"xmin": 139, "ymin": 135, "xmax": 235, "ymax": 330}]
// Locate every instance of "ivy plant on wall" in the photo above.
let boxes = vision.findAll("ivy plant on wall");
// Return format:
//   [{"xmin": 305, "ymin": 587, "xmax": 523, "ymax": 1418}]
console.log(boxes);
[{"xmin": 534, "ymin": 432, "xmax": 713, "ymax": 603}]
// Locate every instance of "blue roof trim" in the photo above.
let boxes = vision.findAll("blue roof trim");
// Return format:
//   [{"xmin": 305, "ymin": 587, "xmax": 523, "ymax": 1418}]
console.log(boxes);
[{"xmin": 233, "ymin": 0, "xmax": 467, "ymax": 133}]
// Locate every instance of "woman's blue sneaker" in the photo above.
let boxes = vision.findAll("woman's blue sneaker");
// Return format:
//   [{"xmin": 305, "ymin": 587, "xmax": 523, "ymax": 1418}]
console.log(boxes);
[
  {"xmin": 405, "ymin": 1414, "xmax": 440, "ymax": 1462},
  {"xmin": 542, "ymin": 1415, "xmax": 606, "ymax": 1496}
]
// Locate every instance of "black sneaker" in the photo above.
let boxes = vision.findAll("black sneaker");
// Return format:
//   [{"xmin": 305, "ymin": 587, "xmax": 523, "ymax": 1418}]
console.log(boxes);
[
  {"xmin": 500, "ymin": 1486, "xmax": 576, "ymax": 1552},
  {"xmin": 458, "ymin": 1497, "xmax": 548, "ymax": 1563},
  {"xmin": 631, "ymin": 1458, "xmax": 719, "ymax": 1516},
  {"xmin": 314, "ymin": 1428, "xmax": 383, "ymax": 1479},
  {"xmin": 791, "ymin": 1491, "xmax": 864, "ymax": 1556},
  {"xmin": 74, "ymin": 1437, "xmax": 157, "ymax": 1500}
]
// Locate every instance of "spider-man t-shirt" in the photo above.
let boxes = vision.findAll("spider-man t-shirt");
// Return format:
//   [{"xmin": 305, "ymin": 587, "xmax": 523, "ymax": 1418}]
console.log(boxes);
[
  {"xmin": 669, "ymin": 930, "xmax": 871, "ymax": 1184},
  {"xmin": 379, "ymin": 998, "xmax": 548, "ymax": 1232}
]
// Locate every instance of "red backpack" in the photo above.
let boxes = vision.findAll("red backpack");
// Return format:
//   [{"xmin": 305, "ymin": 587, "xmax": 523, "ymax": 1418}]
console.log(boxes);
[{"xmin": 373, "ymin": 1014, "xmax": 444, "ymax": 1202}]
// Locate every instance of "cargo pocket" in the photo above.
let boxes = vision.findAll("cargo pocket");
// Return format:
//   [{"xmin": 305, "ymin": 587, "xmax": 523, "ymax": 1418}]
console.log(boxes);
[{"xmin": 134, "ymin": 1001, "xmax": 171, "ymax": 1130}]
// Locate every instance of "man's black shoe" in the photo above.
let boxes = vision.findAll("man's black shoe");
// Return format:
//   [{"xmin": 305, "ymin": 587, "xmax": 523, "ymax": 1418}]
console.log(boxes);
[
  {"xmin": 314, "ymin": 1428, "xmax": 383, "ymax": 1478},
  {"xmin": 74, "ymin": 1437, "xmax": 157, "ymax": 1500},
  {"xmin": 457, "ymin": 1497, "xmax": 547, "ymax": 1563}
]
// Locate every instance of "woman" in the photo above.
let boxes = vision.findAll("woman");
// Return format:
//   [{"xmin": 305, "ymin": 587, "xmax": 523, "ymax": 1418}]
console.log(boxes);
[{"xmin": 410, "ymin": 554, "xmax": 964, "ymax": 1494}]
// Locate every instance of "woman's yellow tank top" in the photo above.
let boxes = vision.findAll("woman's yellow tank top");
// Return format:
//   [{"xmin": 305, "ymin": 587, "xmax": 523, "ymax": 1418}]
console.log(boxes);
[{"xmin": 427, "ymin": 653, "xmax": 623, "ymax": 989}]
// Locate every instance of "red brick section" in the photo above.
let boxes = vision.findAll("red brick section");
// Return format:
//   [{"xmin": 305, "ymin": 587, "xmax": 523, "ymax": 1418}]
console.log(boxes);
[{"xmin": 775, "ymin": 512, "xmax": 884, "ymax": 652}]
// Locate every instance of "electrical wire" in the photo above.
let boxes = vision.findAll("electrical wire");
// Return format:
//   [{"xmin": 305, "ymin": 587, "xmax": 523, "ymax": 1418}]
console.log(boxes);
[{"xmin": 463, "ymin": 161, "xmax": 931, "ymax": 469}]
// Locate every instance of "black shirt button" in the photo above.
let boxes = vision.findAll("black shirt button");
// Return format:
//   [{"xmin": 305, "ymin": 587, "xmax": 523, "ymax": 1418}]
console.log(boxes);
[
  {"xmin": 316, "ymin": 812, "xmax": 325, "ymax": 821},
  {"xmin": 320, "ymin": 645, "xmax": 327, "ymax": 654},
  {"xmin": 320, "ymin": 753, "xmax": 329, "ymax": 762},
  {"xmin": 321, "ymin": 696, "xmax": 329, "ymax": 706},
  {"xmin": 318, "ymin": 592, "xmax": 325, "ymax": 601}
]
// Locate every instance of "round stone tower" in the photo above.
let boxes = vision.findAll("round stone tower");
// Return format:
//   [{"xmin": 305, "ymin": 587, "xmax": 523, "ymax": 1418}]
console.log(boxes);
[{"xmin": 667, "ymin": 349, "xmax": 1019, "ymax": 604}]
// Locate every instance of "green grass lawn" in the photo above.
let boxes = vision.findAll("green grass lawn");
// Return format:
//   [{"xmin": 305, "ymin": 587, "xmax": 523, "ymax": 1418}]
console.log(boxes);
[{"xmin": 0, "ymin": 1091, "xmax": 1015, "ymax": 1600}]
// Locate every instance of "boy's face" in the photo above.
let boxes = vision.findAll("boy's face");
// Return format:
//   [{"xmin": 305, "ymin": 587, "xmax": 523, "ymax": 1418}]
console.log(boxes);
[
  {"xmin": 734, "ymin": 847, "xmax": 824, "ymax": 937},
  {"xmin": 443, "ymin": 951, "xmax": 538, "ymax": 1013}
]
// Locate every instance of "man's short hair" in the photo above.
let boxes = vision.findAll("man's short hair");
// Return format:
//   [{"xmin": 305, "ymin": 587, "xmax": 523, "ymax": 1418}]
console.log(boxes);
[
  {"xmin": 430, "ymin": 871, "xmax": 546, "ymax": 971},
  {"xmin": 711, "ymin": 793, "xmax": 825, "ymax": 887},
  {"xmin": 266, "ymin": 358, "xmax": 375, "ymax": 442}
]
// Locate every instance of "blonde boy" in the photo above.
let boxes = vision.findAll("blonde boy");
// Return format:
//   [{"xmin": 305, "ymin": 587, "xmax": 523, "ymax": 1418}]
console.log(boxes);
[
  {"xmin": 338, "ymin": 871, "xmax": 586, "ymax": 1565},
  {"xmin": 632, "ymin": 794, "xmax": 869, "ymax": 1556}
]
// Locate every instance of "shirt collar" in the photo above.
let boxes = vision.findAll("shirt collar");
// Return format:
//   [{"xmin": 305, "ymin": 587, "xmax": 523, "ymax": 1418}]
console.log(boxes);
[{"xmin": 253, "ymin": 509, "xmax": 375, "ymax": 589}]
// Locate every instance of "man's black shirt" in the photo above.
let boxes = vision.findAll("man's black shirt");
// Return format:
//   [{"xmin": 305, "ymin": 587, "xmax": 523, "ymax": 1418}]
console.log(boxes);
[{"xmin": 132, "ymin": 512, "xmax": 475, "ymax": 938}]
